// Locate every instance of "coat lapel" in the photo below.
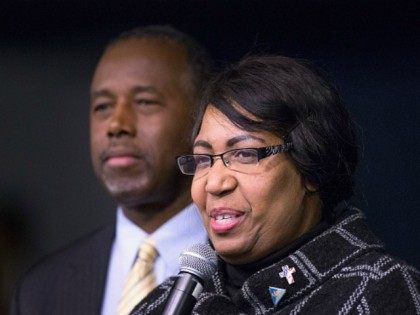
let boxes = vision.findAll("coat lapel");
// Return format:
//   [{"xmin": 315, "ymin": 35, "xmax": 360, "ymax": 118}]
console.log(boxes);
[{"xmin": 52, "ymin": 224, "xmax": 115, "ymax": 315}]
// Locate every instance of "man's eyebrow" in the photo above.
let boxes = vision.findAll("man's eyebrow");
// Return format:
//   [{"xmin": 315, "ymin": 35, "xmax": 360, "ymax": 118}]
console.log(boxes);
[
  {"xmin": 91, "ymin": 85, "xmax": 159, "ymax": 99},
  {"xmin": 91, "ymin": 89, "xmax": 113, "ymax": 99},
  {"xmin": 131, "ymin": 85, "xmax": 159, "ymax": 94}
]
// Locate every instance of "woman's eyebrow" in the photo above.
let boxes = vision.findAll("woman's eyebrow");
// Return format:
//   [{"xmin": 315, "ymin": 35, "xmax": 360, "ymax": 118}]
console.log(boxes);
[
  {"xmin": 226, "ymin": 134, "xmax": 266, "ymax": 147},
  {"xmin": 193, "ymin": 140, "xmax": 212, "ymax": 149},
  {"xmin": 193, "ymin": 135, "xmax": 266, "ymax": 150}
]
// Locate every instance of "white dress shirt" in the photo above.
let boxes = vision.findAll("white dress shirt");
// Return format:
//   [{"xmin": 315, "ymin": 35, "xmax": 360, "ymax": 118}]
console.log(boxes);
[{"xmin": 101, "ymin": 203, "xmax": 208, "ymax": 315}]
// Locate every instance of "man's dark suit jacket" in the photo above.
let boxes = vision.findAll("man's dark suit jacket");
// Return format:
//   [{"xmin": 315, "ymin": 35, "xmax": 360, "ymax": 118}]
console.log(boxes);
[{"xmin": 10, "ymin": 224, "xmax": 115, "ymax": 315}]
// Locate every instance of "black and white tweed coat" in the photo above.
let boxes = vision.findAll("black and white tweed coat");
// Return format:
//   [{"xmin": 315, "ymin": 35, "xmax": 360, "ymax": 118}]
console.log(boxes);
[{"xmin": 132, "ymin": 208, "xmax": 420, "ymax": 314}]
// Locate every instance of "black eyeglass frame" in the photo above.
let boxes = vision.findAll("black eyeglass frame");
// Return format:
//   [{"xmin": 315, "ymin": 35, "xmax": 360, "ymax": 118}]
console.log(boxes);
[{"xmin": 176, "ymin": 142, "xmax": 293, "ymax": 175}]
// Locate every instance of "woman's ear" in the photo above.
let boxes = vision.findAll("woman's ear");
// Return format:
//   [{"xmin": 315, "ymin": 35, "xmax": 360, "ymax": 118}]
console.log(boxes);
[{"xmin": 303, "ymin": 179, "xmax": 318, "ymax": 194}]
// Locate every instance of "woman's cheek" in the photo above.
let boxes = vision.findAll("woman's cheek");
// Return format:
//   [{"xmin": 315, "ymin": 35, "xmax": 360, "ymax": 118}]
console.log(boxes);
[
  {"xmin": 191, "ymin": 180, "xmax": 201, "ymax": 204},
  {"xmin": 191, "ymin": 180, "xmax": 206, "ymax": 215}
]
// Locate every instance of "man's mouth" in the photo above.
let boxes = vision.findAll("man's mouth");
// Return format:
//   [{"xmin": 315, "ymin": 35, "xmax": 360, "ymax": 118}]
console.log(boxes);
[
  {"xmin": 105, "ymin": 155, "xmax": 139, "ymax": 167},
  {"xmin": 100, "ymin": 146, "xmax": 143, "ymax": 168}
]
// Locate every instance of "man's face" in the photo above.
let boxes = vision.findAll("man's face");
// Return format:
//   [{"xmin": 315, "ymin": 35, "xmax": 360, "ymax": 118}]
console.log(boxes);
[{"xmin": 90, "ymin": 38, "xmax": 195, "ymax": 207}]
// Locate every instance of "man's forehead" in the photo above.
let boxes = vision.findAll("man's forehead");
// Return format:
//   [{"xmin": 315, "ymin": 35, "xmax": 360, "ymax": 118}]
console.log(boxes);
[
  {"xmin": 103, "ymin": 37, "xmax": 187, "ymax": 64},
  {"xmin": 95, "ymin": 38, "xmax": 189, "ymax": 78},
  {"xmin": 92, "ymin": 39, "xmax": 190, "ymax": 85}
]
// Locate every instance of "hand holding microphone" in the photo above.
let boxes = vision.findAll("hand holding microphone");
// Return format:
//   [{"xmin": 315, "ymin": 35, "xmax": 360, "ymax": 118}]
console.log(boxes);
[{"xmin": 162, "ymin": 243, "xmax": 217, "ymax": 315}]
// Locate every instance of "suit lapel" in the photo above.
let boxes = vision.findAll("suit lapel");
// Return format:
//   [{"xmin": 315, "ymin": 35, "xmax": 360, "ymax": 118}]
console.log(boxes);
[{"xmin": 53, "ymin": 224, "xmax": 115, "ymax": 315}]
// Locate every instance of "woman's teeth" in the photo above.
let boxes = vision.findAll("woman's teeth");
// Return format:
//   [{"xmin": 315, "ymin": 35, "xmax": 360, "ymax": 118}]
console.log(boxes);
[{"xmin": 215, "ymin": 214, "xmax": 234, "ymax": 221}]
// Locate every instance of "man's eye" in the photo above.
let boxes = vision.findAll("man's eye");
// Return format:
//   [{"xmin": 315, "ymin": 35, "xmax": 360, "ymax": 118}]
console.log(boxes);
[
  {"xmin": 134, "ymin": 99, "xmax": 158, "ymax": 106},
  {"xmin": 93, "ymin": 103, "xmax": 111, "ymax": 112}
]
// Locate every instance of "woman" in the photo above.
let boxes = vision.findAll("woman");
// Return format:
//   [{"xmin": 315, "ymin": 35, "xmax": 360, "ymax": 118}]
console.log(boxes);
[{"xmin": 132, "ymin": 56, "xmax": 419, "ymax": 314}]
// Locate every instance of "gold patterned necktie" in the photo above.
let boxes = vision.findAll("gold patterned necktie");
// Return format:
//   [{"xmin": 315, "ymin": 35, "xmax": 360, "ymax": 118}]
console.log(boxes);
[{"xmin": 117, "ymin": 238, "xmax": 158, "ymax": 315}]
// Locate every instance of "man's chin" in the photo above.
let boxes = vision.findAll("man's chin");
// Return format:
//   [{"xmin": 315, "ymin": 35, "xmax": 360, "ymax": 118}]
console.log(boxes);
[
  {"xmin": 103, "ymin": 180, "xmax": 150, "ymax": 204},
  {"xmin": 100, "ymin": 174, "xmax": 184, "ymax": 208}
]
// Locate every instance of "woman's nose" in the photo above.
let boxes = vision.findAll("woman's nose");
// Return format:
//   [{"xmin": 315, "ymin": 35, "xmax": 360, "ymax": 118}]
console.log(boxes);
[
  {"xmin": 205, "ymin": 159, "xmax": 237, "ymax": 196},
  {"xmin": 107, "ymin": 100, "xmax": 136, "ymax": 138}
]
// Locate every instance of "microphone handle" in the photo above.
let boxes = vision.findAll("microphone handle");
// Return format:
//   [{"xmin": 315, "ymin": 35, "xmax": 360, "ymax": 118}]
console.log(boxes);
[{"xmin": 162, "ymin": 273, "xmax": 203, "ymax": 315}]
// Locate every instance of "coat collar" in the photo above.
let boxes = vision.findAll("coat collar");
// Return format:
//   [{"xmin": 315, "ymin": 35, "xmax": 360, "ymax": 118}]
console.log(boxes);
[
  {"xmin": 204, "ymin": 207, "xmax": 384, "ymax": 313},
  {"xmin": 58, "ymin": 223, "xmax": 115, "ymax": 314}
]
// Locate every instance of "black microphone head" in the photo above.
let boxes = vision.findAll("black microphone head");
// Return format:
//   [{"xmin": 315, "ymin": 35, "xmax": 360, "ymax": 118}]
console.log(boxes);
[{"xmin": 179, "ymin": 243, "xmax": 218, "ymax": 281}]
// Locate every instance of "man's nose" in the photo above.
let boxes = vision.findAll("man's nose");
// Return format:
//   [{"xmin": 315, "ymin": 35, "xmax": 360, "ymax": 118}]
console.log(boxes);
[{"xmin": 107, "ymin": 101, "xmax": 136, "ymax": 138}]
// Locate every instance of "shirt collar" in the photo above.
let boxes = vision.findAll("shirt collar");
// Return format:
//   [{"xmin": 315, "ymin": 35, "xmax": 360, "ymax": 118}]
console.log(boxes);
[
  {"xmin": 115, "ymin": 203, "xmax": 207, "ymax": 273},
  {"xmin": 152, "ymin": 203, "xmax": 207, "ymax": 274}
]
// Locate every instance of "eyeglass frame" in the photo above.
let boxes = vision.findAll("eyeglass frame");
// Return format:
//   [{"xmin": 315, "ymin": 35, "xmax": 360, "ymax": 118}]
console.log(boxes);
[{"xmin": 176, "ymin": 142, "xmax": 293, "ymax": 176}]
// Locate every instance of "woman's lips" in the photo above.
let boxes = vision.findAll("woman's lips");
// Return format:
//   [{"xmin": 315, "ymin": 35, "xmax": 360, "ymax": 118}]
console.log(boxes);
[{"xmin": 209, "ymin": 208, "xmax": 245, "ymax": 234}]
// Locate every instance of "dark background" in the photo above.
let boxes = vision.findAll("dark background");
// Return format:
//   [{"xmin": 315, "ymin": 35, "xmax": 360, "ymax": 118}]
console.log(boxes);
[{"xmin": 1, "ymin": 0, "xmax": 419, "ymax": 311}]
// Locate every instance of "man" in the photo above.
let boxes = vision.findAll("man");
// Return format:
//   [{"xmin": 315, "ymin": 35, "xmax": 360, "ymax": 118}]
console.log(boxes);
[{"xmin": 11, "ymin": 25, "xmax": 212, "ymax": 315}]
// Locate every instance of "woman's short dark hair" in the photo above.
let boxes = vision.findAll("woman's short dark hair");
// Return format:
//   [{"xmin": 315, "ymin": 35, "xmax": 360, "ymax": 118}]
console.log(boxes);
[{"xmin": 194, "ymin": 55, "xmax": 358, "ymax": 213}]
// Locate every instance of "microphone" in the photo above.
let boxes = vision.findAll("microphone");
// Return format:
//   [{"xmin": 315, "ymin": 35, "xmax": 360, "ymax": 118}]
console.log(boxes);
[{"xmin": 162, "ymin": 243, "xmax": 218, "ymax": 315}]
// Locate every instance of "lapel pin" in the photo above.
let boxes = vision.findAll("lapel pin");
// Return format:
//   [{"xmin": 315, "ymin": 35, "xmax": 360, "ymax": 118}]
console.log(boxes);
[
  {"xmin": 279, "ymin": 265, "xmax": 296, "ymax": 284},
  {"xmin": 269, "ymin": 286, "xmax": 286, "ymax": 306}
]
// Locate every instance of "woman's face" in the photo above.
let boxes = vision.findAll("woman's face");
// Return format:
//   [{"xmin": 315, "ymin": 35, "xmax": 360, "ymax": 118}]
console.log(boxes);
[{"xmin": 191, "ymin": 105, "xmax": 321, "ymax": 264}]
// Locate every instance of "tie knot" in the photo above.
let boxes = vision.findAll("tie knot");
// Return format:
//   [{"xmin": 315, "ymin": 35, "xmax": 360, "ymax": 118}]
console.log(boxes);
[
  {"xmin": 138, "ymin": 238, "xmax": 158, "ymax": 262},
  {"xmin": 118, "ymin": 238, "xmax": 158, "ymax": 315}
]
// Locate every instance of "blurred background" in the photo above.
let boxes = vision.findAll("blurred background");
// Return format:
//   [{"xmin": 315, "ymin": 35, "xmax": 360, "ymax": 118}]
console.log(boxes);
[{"xmin": 1, "ymin": 0, "xmax": 419, "ymax": 312}]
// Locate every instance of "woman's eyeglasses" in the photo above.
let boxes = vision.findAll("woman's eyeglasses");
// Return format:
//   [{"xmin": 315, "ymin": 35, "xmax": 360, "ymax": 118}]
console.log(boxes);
[{"xmin": 177, "ymin": 143, "xmax": 292, "ymax": 176}]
